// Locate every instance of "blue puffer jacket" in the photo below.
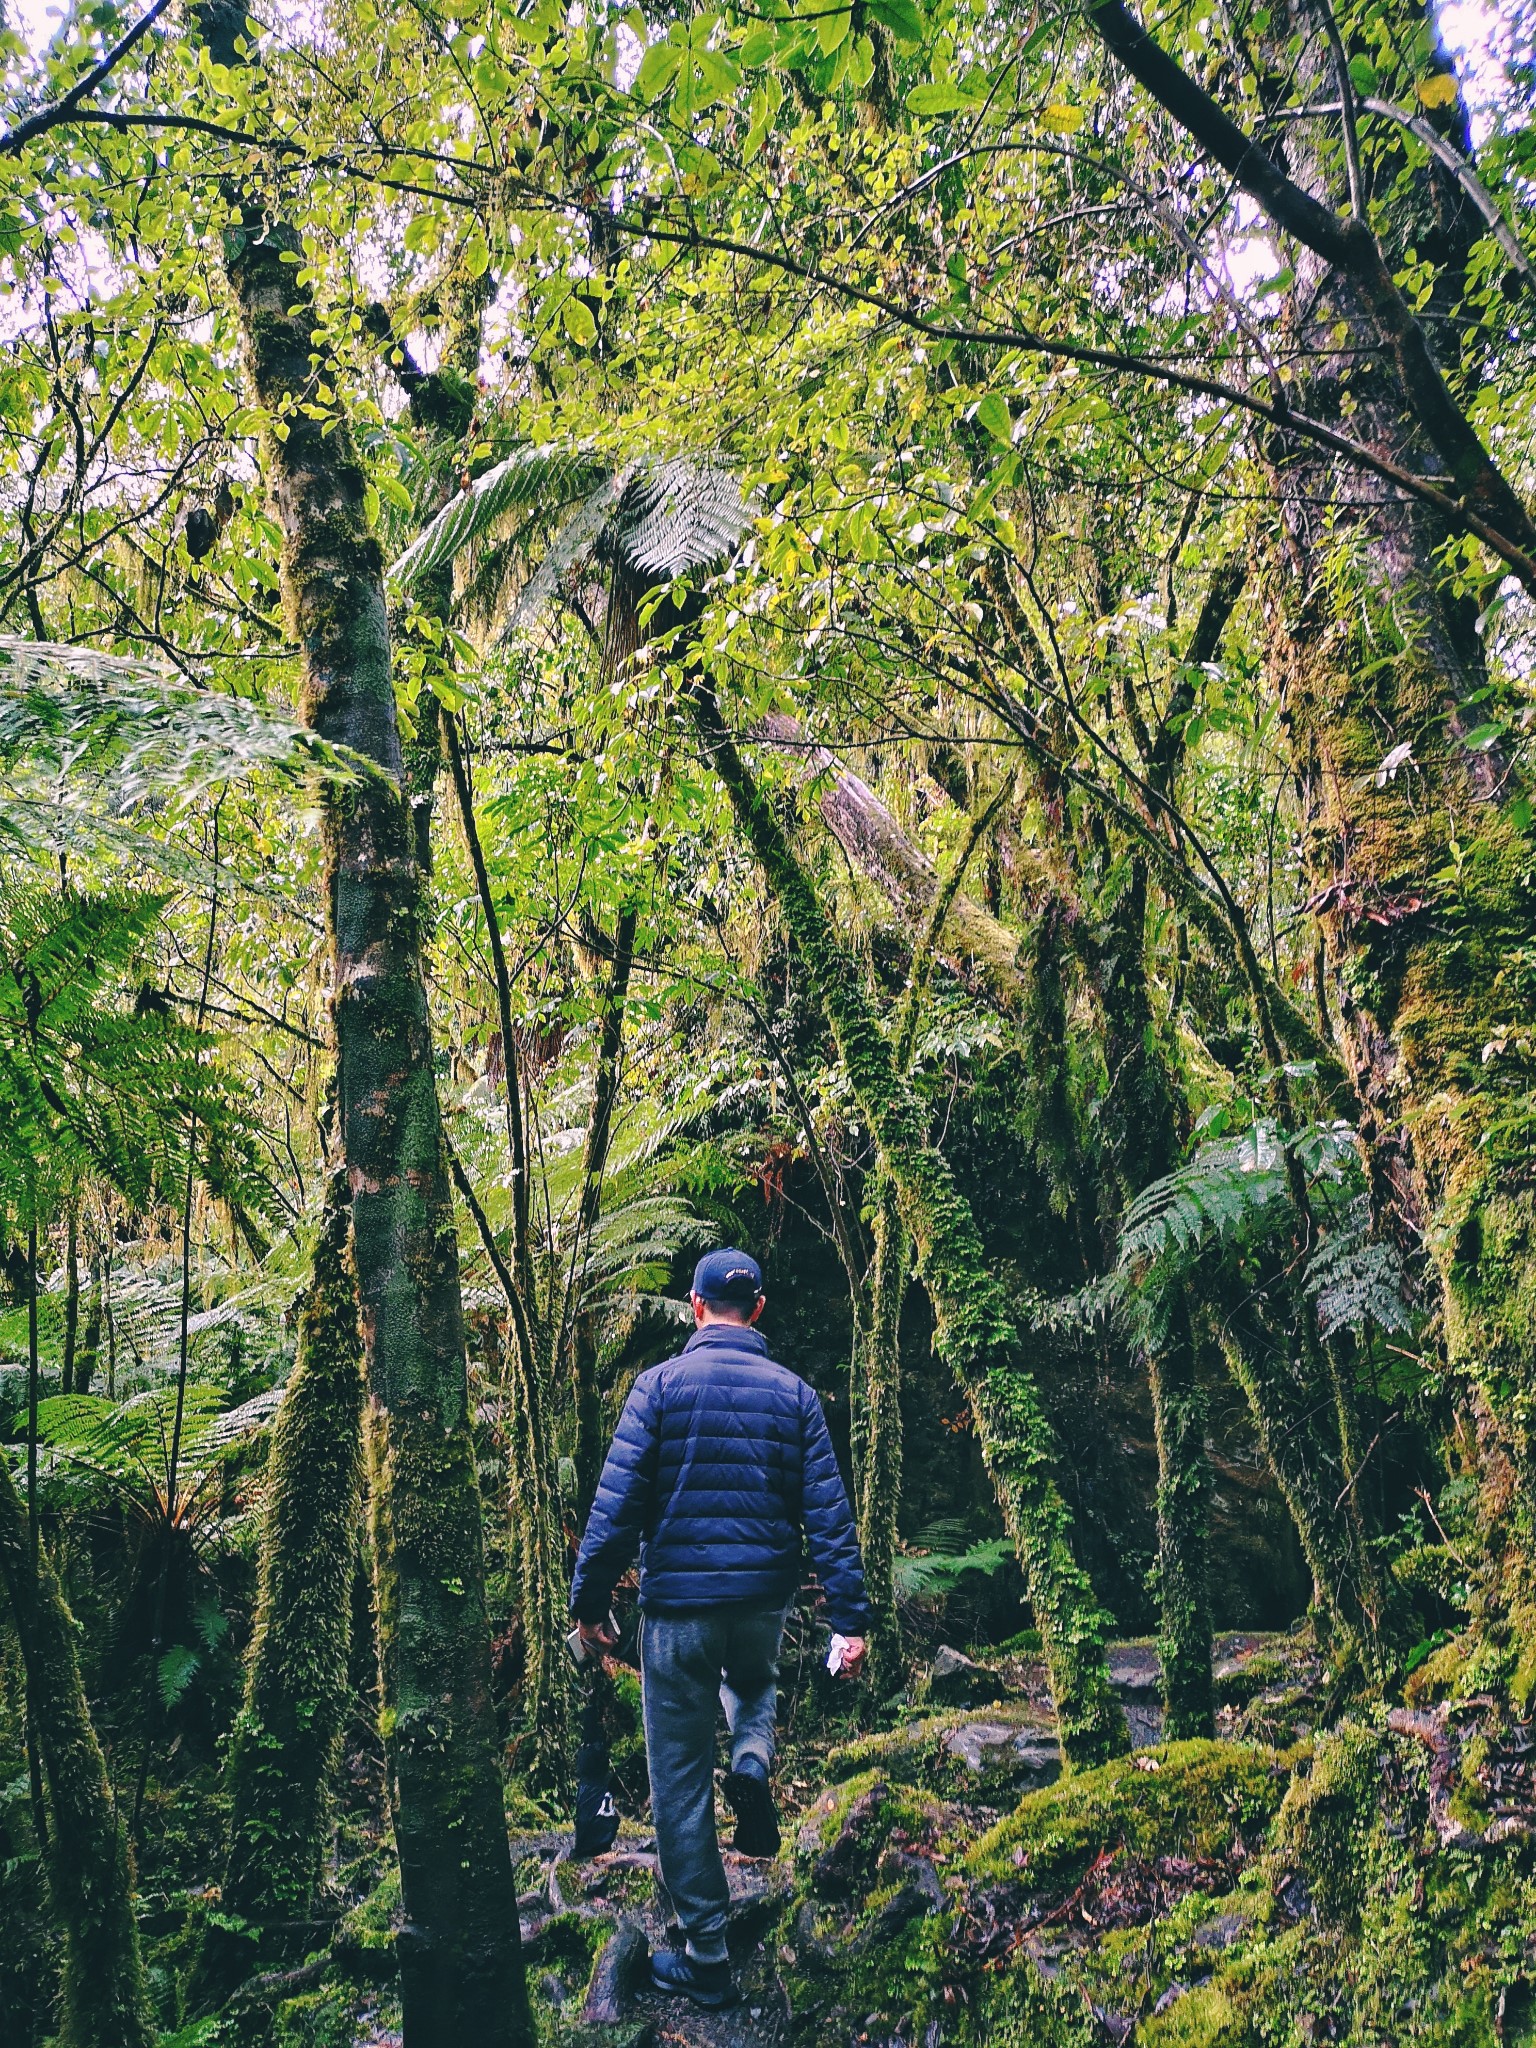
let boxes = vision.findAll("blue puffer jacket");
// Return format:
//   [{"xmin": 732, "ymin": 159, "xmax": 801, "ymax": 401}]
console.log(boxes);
[{"xmin": 570, "ymin": 1323, "xmax": 871, "ymax": 1634}]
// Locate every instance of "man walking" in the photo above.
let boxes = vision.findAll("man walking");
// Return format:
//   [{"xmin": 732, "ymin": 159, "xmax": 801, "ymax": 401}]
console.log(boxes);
[{"xmin": 570, "ymin": 1247, "xmax": 870, "ymax": 2009}]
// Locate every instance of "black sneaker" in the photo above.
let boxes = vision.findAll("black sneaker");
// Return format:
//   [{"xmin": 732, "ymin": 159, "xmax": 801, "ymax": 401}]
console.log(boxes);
[
  {"xmin": 650, "ymin": 1948, "xmax": 737, "ymax": 2008},
  {"xmin": 724, "ymin": 1766, "xmax": 781, "ymax": 1857}
]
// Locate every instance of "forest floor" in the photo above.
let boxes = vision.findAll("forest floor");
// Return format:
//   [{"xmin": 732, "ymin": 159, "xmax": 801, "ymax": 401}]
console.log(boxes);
[
  {"xmin": 312, "ymin": 1616, "xmax": 1536, "ymax": 2046},
  {"xmin": 457, "ymin": 1630, "xmax": 1317, "ymax": 2048}
]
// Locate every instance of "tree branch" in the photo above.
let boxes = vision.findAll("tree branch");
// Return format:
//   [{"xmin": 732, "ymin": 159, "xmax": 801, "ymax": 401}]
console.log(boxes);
[
  {"xmin": 618, "ymin": 214, "xmax": 1536, "ymax": 593},
  {"xmin": 0, "ymin": 0, "xmax": 173, "ymax": 157},
  {"xmin": 1083, "ymin": 0, "xmax": 1536, "ymax": 562}
]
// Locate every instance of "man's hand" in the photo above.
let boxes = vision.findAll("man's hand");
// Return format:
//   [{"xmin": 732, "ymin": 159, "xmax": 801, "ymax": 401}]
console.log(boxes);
[
  {"xmin": 578, "ymin": 1616, "xmax": 619, "ymax": 1652},
  {"xmin": 831, "ymin": 1634, "xmax": 867, "ymax": 1678}
]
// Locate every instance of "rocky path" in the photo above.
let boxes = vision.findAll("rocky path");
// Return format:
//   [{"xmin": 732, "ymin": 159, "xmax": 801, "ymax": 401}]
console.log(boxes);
[{"xmin": 501, "ymin": 1632, "xmax": 1312, "ymax": 2047}]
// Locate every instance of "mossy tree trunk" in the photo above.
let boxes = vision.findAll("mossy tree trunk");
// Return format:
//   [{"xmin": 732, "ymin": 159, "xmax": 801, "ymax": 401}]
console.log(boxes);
[
  {"xmin": 195, "ymin": 6, "xmax": 530, "ymax": 2038},
  {"xmin": 0, "ymin": 1455, "xmax": 155, "ymax": 2048},
  {"xmin": 685, "ymin": 674, "xmax": 1127, "ymax": 1766},
  {"xmin": 1254, "ymin": 10, "xmax": 1536, "ymax": 1515},
  {"xmin": 570, "ymin": 903, "xmax": 639, "ymax": 1517},
  {"xmin": 857, "ymin": 1175, "xmax": 905, "ymax": 1698},
  {"xmin": 1094, "ymin": 867, "xmax": 1214, "ymax": 1739},
  {"xmin": 192, "ymin": 1171, "xmax": 365, "ymax": 2009}
]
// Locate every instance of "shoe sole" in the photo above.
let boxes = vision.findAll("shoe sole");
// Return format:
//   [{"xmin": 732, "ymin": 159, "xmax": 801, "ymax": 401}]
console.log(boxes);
[{"xmin": 724, "ymin": 1770, "xmax": 781, "ymax": 1858}]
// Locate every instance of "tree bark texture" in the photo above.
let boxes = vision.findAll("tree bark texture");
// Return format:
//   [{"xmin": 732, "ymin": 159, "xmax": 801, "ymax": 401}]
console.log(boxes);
[
  {"xmin": 1094, "ymin": 868, "xmax": 1215, "ymax": 1739},
  {"xmin": 687, "ymin": 675, "xmax": 1128, "ymax": 1766},
  {"xmin": 196, "ymin": 5, "xmax": 530, "ymax": 2035},
  {"xmin": 759, "ymin": 711, "xmax": 1030, "ymax": 1014},
  {"xmin": 0, "ymin": 1455, "xmax": 155, "ymax": 2048},
  {"xmin": 194, "ymin": 1171, "xmax": 365, "ymax": 2008}
]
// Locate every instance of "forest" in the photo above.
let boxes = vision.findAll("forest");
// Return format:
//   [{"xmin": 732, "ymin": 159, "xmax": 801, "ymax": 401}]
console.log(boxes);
[{"xmin": 1, "ymin": 0, "xmax": 1535, "ymax": 2039}]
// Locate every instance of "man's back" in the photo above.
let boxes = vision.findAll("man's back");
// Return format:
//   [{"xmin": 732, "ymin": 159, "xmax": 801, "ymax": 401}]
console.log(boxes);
[{"xmin": 571, "ymin": 1322, "xmax": 868, "ymax": 1632}]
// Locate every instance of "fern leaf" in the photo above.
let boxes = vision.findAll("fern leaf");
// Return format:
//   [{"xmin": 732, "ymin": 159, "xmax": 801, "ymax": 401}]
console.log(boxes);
[
  {"xmin": 386, "ymin": 444, "xmax": 608, "ymax": 594},
  {"xmin": 617, "ymin": 457, "xmax": 754, "ymax": 577},
  {"xmin": 1304, "ymin": 1196, "xmax": 1416, "ymax": 1339}
]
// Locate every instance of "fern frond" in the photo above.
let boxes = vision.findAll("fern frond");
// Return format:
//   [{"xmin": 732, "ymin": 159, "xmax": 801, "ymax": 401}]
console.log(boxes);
[
  {"xmin": 1117, "ymin": 1124, "xmax": 1291, "ymax": 1270},
  {"xmin": 616, "ymin": 457, "xmax": 754, "ymax": 577},
  {"xmin": 386, "ymin": 444, "xmax": 608, "ymax": 595},
  {"xmin": 1304, "ymin": 1196, "xmax": 1416, "ymax": 1339},
  {"xmin": 501, "ymin": 468, "xmax": 635, "ymax": 636},
  {"xmin": 0, "ymin": 640, "xmax": 362, "ymax": 807}
]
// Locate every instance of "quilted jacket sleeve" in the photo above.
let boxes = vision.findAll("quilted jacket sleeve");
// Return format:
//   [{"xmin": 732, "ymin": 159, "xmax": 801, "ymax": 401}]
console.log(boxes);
[
  {"xmin": 798, "ymin": 1381, "xmax": 872, "ymax": 1635},
  {"xmin": 570, "ymin": 1373, "xmax": 661, "ymax": 1622}
]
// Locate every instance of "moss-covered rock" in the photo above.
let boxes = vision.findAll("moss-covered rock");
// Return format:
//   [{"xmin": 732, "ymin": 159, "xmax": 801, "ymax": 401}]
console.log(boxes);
[
  {"xmin": 824, "ymin": 1702, "xmax": 1060, "ymax": 1803},
  {"xmin": 968, "ymin": 1740, "xmax": 1288, "ymax": 1890}
]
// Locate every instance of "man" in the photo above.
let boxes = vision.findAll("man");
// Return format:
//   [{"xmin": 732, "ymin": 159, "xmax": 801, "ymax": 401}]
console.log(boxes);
[{"xmin": 570, "ymin": 1247, "xmax": 870, "ymax": 2010}]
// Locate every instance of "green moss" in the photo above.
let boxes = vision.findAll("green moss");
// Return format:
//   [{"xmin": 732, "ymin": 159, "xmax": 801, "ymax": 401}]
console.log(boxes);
[
  {"xmin": 273, "ymin": 1983, "xmax": 363, "ymax": 2048},
  {"xmin": 1139, "ymin": 1978, "xmax": 1250, "ymax": 2047},
  {"xmin": 969, "ymin": 1741, "xmax": 1288, "ymax": 1890},
  {"xmin": 1271, "ymin": 1725, "xmax": 1386, "ymax": 1928},
  {"xmin": 823, "ymin": 1705, "xmax": 1056, "ymax": 1799}
]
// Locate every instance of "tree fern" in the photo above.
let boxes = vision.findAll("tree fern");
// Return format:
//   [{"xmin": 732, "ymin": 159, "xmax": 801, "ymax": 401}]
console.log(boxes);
[
  {"xmin": 385, "ymin": 444, "xmax": 610, "ymax": 595},
  {"xmin": 616, "ymin": 458, "xmax": 753, "ymax": 577},
  {"xmin": 0, "ymin": 639, "xmax": 362, "ymax": 806},
  {"xmin": 1116, "ymin": 1123, "xmax": 1292, "ymax": 1269},
  {"xmin": 1303, "ymin": 1195, "xmax": 1416, "ymax": 1339},
  {"xmin": 385, "ymin": 449, "xmax": 755, "ymax": 629},
  {"xmin": 0, "ymin": 882, "xmax": 268, "ymax": 1220}
]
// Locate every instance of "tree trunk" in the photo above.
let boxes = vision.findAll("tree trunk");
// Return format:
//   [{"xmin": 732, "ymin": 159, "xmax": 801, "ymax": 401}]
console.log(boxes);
[
  {"xmin": 1255, "ymin": 6, "xmax": 1536, "ymax": 1503},
  {"xmin": 570, "ymin": 904, "xmax": 639, "ymax": 1516},
  {"xmin": 686, "ymin": 675, "xmax": 1127, "ymax": 1766},
  {"xmin": 61, "ymin": 1201, "xmax": 79, "ymax": 1396},
  {"xmin": 195, "ymin": 6, "xmax": 529, "ymax": 2036},
  {"xmin": 759, "ymin": 711, "xmax": 1031, "ymax": 1012},
  {"xmin": 74, "ymin": 1240, "xmax": 101, "ymax": 1399},
  {"xmin": 857, "ymin": 1175, "xmax": 905, "ymax": 1698},
  {"xmin": 1094, "ymin": 870, "xmax": 1214, "ymax": 1738},
  {"xmin": 192, "ymin": 1172, "xmax": 364, "ymax": 2009},
  {"xmin": 0, "ymin": 1455, "xmax": 155, "ymax": 2048}
]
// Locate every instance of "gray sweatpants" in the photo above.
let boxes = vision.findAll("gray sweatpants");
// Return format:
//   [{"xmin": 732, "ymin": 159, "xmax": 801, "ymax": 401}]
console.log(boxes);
[{"xmin": 639, "ymin": 1601, "xmax": 789, "ymax": 1964}]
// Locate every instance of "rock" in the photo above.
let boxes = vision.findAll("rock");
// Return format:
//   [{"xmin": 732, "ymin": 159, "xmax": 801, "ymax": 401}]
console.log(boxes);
[
  {"xmin": 1107, "ymin": 1644, "xmax": 1162, "ymax": 1698},
  {"xmin": 929, "ymin": 1646, "xmax": 1005, "ymax": 1705},
  {"xmin": 582, "ymin": 1920, "xmax": 649, "ymax": 2025},
  {"xmin": 877, "ymin": 1847, "xmax": 945, "ymax": 1913},
  {"xmin": 1154, "ymin": 1982, "xmax": 1189, "ymax": 2015},
  {"xmin": 942, "ymin": 1721, "xmax": 1015, "ymax": 1772},
  {"xmin": 791, "ymin": 1898, "xmax": 839, "ymax": 1966},
  {"xmin": 940, "ymin": 1720, "xmax": 1062, "ymax": 1789},
  {"xmin": 1011, "ymin": 1734, "xmax": 1064, "ymax": 1789},
  {"xmin": 538, "ymin": 1971, "xmax": 567, "ymax": 2009},
  {"xmin": 1191, "ymin": 1911, "xmax": 1246, "ymax": 1951},
  {"xmin": 812, "ymin": 1783, "xmax": 890, "ymax": 1897}
]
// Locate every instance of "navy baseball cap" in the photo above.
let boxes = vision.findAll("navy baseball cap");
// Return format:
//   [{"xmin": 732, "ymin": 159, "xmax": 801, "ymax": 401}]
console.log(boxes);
[{"xmin": 691, "ymin": 1247, "xmax": 763, "ymax": 1306}]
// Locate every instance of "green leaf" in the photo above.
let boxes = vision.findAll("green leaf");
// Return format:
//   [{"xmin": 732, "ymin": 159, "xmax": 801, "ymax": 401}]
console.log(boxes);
[
  {"xmin": 738, "ymin": 25, "xmax": 778, "ymax": 66},
  {"xmin": 864, "ymin": 0, "xmax": 923, "ymax": 42},
  {"xmin": 634, "ymin": 39, "xmax": 681, "ymax": 100},
  {"xmin": 562, "ymin": 295, "xmax": 598, "ymax": 347},
  {"xmin": 974, "ymin": 393, "xmax": 1012, "ymax": 445},
  {"xmin": 907, "ymin": 78, "xmax": 977, "ymax": 115},
  {"xmin": 462, "ymin": 226, "xmax": 490, "ymax": 279},
  {"xmin": 817, "ymin": 5, "xmax": 851, "ymax": 54}
]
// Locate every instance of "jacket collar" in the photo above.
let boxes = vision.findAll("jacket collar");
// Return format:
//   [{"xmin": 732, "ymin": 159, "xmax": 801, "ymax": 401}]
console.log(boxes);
[{"xmin": 682, "ymin": 1323, "xmax": 768, "ymax": 1357}]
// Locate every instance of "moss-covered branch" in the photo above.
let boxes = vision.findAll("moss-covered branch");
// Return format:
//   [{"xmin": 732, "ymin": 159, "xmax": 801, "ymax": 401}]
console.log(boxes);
[{"xmin": 685, "ymin": 673, "xmax": 1127, "ymax": 1766}]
